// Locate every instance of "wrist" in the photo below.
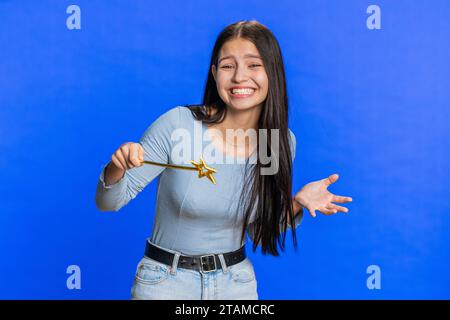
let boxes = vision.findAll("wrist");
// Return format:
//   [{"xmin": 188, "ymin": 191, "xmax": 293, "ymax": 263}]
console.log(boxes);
[
  {"xmin": 293, "ymin": 193, "xmax": 306, "ymax": 209},
  {"xmin": 291, "ymin": 197, "xmax": 303, "ymax": 215}
]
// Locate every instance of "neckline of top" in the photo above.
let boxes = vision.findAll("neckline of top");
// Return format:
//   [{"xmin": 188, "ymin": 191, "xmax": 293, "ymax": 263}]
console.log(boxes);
[{"xmin": 200, "ymin": 119, "xmax": 257, "ymax": 163}]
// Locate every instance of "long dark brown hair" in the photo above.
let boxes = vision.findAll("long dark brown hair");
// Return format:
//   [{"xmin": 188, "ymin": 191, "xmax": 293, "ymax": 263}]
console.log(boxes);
[{"xmin": 187, "ymin": 20, "xmax": 299, "ymax": 256}]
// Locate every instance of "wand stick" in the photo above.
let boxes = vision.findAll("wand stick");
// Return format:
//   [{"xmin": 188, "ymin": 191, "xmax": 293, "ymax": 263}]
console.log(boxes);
[{"xmin": 142, "ymin": 156, "xmax": 216, "ymax": 185}]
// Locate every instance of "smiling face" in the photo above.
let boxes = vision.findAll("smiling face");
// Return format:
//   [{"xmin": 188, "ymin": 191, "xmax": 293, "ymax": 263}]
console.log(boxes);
[{"xmin": 211, "ymin": 37, "xmax": 269, "ymax": 112}]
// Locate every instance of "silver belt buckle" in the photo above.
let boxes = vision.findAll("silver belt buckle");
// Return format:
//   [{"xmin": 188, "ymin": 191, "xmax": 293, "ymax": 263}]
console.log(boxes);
[{"xmin": 200, "ymin": 254, "xmax": 217, "ymax": 274}]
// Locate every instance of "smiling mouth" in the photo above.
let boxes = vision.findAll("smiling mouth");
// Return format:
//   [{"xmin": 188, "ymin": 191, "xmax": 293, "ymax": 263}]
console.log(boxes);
[{"xmin": 229, "ymin": 88, "xmax": 256, "ymax": 97}]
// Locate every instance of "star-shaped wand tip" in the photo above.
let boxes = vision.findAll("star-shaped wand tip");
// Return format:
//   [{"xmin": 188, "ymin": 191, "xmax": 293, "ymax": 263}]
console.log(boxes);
[{"xmin": 190, "ymin": 156, "xmax": 217, "ymax": 185}]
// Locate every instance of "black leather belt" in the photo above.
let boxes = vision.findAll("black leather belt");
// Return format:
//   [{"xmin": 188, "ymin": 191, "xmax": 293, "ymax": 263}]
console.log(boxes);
[{"xmin": 144, "ymin": 241, "xmax": 246, "ymax": 274}]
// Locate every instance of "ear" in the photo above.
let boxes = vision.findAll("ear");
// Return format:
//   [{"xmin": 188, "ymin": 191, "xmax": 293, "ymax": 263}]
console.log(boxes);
[{"xmin": 211, "ymin": 64, "xmax": 217, "ymax": 82}]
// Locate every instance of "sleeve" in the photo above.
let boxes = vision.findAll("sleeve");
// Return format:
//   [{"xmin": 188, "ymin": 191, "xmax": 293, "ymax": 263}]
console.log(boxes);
[
  {"xmin": 95, "ymin": 106, "xmax": 181, "ymax": 212},
  {"xmin": 246, "ymin": 128, "xmax": 302, "ymax": 246}
]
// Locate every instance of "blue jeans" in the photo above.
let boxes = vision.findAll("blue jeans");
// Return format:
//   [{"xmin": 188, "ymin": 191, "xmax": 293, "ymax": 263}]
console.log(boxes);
[{"xmin": 130, "ymin": 241, "xmax": 259, "ymax": 300}]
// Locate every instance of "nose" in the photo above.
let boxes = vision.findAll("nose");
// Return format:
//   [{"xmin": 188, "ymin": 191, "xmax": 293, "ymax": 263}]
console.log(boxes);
[{"xmin": 232, "ymin": 64, "xmax": 248, "ymax": 83}]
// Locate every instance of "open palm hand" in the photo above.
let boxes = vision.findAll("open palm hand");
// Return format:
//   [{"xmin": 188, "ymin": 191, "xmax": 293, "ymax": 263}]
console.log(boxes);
[{"xmin": 294, "ymin": 174, "xmax": 353, "ymax": 218}]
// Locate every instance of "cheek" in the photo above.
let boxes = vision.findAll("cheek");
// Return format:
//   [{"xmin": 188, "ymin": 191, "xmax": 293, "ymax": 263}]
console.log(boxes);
[
  {"xmin": 255, "ymin": 71, "xmax": 268, "ymax": 86},
  {"xmin": 256, "ymin": 74, "xmax": 269, "ymax": 95},
  {"xmin": 216, "ymin": 74, "xmax": 230, "ymax": 92}
]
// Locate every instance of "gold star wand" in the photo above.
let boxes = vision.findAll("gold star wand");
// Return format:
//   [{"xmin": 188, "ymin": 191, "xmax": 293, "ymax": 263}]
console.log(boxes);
[{"xmin": 142, "ymin": 156, "xmax": 217, "ymax": 185}]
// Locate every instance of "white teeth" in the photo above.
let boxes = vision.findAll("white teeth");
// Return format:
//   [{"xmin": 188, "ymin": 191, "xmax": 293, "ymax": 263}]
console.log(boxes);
[{"xmin": 231, "ymin": 88, "xmax": 255, "ymax": 94}]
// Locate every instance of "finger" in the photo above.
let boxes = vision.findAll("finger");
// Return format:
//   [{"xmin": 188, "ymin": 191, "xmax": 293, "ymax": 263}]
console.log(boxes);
[
  {"xmin": 116, "ymin": 150, "xmax": 131, "ymax": 170},
  {"xmin": 129, "ymin": 144, "xmax": 141, "ymax": 167},
  {"xmin": 332, "ymin": 195, "xmax": 353, "ymax": 203},
  {"xmin": 115, "ymin": 151, "xmax": 129, "ymax": 170},
  {"xmin": 112, "ymin": 153, "xmax": 127, "ymax": 171},
  {"xmin": 323, "ymin": 173, "xmax": 339, "ymax": 186},
  {"xmin": 318, "ymin": 206, "xmax": 336, "ymax": 215},
  {"xmin": 308, "ymin": 208, "xmax": 317, "ymax": 218},
  {"xmin": 120, "ymin": 145, "xmax": 133, "ymax": 169},
  {"xmin": 111, "ymin": 156, "xmax": 125, "ymax": 171},
  {"xmin": 326, "ymin": 203, "xmax": 349, "ymax": 213}
]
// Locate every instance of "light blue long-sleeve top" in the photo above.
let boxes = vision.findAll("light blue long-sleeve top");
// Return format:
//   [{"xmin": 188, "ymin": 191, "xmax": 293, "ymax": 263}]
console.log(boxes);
[{"xmin": 95, "ymin": 105, "xmax": 302, "ymax": 255}]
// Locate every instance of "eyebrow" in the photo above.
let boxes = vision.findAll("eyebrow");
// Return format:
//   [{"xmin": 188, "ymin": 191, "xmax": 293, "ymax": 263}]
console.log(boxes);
[{"xmin": 218, "ymin": 54, "xmax": 262, "ymax": 63}]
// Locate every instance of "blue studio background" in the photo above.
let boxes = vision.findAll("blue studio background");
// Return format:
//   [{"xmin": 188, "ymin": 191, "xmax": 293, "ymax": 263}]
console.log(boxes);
[{"xmin": 1, "ymin": 0, "xmax": 449, "ymax": 299}]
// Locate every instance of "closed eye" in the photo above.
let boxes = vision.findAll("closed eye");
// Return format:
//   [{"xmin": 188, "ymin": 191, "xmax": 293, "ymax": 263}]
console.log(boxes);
[{"xmin": 220, "ymin": 64, "xmax": 262, "ymax": 69}]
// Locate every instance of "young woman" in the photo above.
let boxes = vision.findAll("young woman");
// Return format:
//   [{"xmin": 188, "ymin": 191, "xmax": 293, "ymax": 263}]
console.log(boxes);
[{"xmin": 95, "ymin": 20, "xmax": 352, "ymax": 300}]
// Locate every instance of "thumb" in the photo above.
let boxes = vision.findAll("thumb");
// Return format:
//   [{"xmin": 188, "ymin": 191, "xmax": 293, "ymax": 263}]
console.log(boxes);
[{"xmin": 323, "ymin": 173, "xmax": 339, "ymax": 186}]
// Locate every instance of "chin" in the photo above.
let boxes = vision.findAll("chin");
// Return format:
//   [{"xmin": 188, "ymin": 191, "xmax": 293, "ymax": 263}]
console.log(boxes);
[{"xmin": 226, "ymin": 99, "xmax": 264, "ymax": 111}]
